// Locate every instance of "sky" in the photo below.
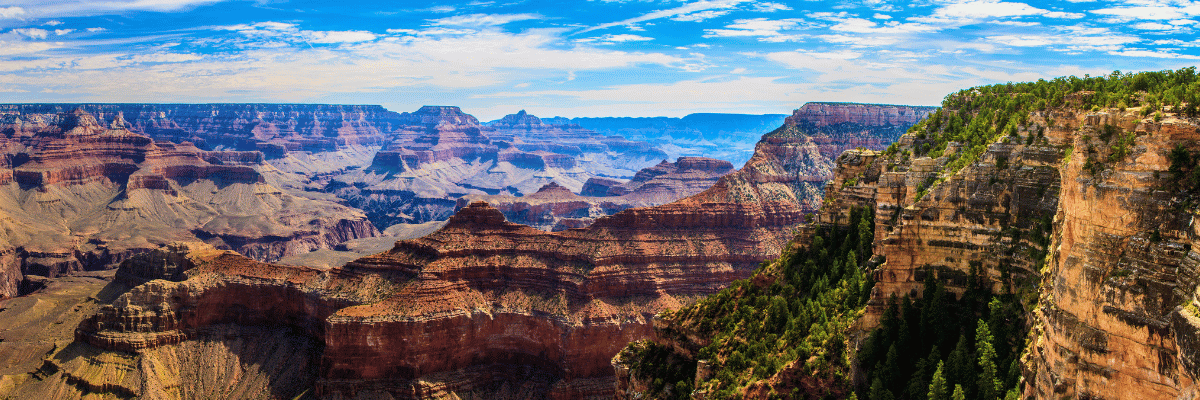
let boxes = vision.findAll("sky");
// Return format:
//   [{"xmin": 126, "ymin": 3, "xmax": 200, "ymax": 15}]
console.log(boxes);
[{"xmin": 0, "ymin": 0, "xmax": 1198, "ymax": 120}]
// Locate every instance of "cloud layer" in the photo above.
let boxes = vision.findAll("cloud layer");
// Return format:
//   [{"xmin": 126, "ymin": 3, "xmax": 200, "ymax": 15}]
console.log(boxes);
[{"xmin": 0, "ymin": 0, "xmax": 1197, "ymax": 118}]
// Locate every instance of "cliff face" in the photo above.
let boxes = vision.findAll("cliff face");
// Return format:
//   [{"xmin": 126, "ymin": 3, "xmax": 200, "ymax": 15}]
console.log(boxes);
[
  {"xmin": 0, "ymin": 109, "xmax": 378, "ymax": 299},
  {"xmin": 457, "ymin": 157, "xmax": 735, "ymax": 231},
  {"xmin": 1025, "ymin": 112, "xmax": 1200, "ymax": 398},
  {"xmin": 809, "ymin": 88, "xmax": 1200, "ymax": 397},
  {"xmin": 785, "ymin": 102, "xmax": 934, "ymax": 128}
]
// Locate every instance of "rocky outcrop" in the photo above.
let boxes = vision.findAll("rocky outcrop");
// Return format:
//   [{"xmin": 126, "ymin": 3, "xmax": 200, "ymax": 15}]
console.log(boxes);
[{"xmin": 457, "ymin": 157, "xmax": 735, "ymax": 230}]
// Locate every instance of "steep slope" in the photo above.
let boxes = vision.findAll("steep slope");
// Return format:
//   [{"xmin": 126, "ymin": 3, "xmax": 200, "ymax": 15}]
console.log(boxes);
[{"xmin": 31, "ymin": 102, "xmax": 930, "ymax": 400}]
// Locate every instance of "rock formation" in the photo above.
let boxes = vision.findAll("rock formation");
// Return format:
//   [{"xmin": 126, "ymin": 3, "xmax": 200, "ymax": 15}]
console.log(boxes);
[
  {"xmin": 0, "ymin": 108, "xmax": 378, "ymax": 299},
  {"xmin": 322, "ymin": 107, "xmax": 671, "ymax": 229},
  {"xmin": 1, "ymin": 102, "xmax": 933, "ymax": 399},
  {"xmin": 457, "ymin": 157, "xmax": 735, "ymax": 231}
]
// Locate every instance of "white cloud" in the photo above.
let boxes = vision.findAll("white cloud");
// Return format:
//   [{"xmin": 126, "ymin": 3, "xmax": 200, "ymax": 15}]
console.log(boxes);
[
  {"xmin": 54, "ymin": 29, "xmax": 74, "ymax": 35},
  {"xmin": 128, "ymin": 53, "xmax": 204, "ymax": 63},
  {"xmin": 582, "ymin": 0, "xmax": 750, "ymax": 33},
  {"xmin": 986, "ymin": 26, "xmax": 1141, "ymax": 51},
  {"xmin": 873, "ymin": 13, "xmax": 892, "ymax": 19},
  {"xmin": 1, "ymin": 0, "xmax": 223, "ymax": 18},
  {"xmin": 44, "ymin": 20, "xmax": 63, "ymax": 26},
  {"xmin": 0, "ymin": 6, "xmax": 25, "ymax": 18},
  {"xmin": 730, "ymin": 67, "xmax": 747, "ymax": 73},
  {"xmin": 12, "ymin": 28, "xmax": 48, "ymax": 39},
  {"xmin": 751, "ymin": 3, "xmax": 791, "ymax": 12},
  {"xmin": 86, "ymin": 27, "xmax": 106, "ymax": 33},
  {"xmin": 995, "ymin": 21, "xmax": 1040, "ymax": 26},
  {"xmin": 0, "ymin": 26, "xmax": 693, "ymax": 103},
  {"xmin": 1109, "ymin": 49, "xmax": 1200, "ymax": 59},
  {"xmin": 672, "ymin": 10, "xmax": 731, "ymax": 22},
  {"xmin": 1132, "ymin": 22, "xmax": 1179, "ymax": 30},
  {"xmin": 704, "ymin": 18, "xmax": 808, "ymax": 41},
  {"xmin": 307, "ymin": 30, "xmax": 377, "ymax": 43},
  {"xmin": 817, "ymin": 34, "xmax": 900, "ymax": 46},
  {"xmin": 824, "ymin": 17, "xmax": 940, "ymax": 34},
  {"xmin": 1091, "ymin": 5, "xmax": 1196, "ymax": 21},
  {"xmin": 577, "ymin": 34, "xmax": 655, "ymax": 43},
  {"xmin": 428, "ymin": 13, "xmax": 540, "ymax": 26},
  {"xmin": 0, "ymin": 40, "xmax": 56, "ymax": 55},
  {"xmin": 926, "ymin": 0, "xmax": 1086, "ymax": 21}
]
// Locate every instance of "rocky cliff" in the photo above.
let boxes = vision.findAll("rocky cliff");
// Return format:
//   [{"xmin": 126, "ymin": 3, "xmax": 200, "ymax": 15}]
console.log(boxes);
[{"xmin": 457, "ymin": 157, "xmax": 735, "ymax": 231}]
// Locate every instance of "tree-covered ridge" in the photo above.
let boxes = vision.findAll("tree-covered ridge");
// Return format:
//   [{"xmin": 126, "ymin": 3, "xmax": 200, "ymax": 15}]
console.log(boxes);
[
  {"xmin": 621, "ymin": 207, "xmax": 876, "ymax": 399},
  {"xmin": 893, "ymin": 67, "xmax": 1200, "ymax": 178}
]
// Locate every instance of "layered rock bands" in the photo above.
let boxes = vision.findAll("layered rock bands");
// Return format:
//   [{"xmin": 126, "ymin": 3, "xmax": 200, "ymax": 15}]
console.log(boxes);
[{"xmin": 48, "ymin": 102, "xmax": 931, "ymax": 399}]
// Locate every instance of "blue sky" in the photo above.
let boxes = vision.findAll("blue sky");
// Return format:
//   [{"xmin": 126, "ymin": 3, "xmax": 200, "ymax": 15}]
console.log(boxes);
[{"xmin": 0, "ymin": 0, "xmax": 1198, "ymax": 119}]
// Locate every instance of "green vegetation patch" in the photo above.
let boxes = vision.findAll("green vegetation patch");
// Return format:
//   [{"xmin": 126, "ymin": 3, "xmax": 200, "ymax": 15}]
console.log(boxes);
[
  {"xmin": 627, "ymin": 207, "xmax": 877, "ymax": 399},
  {"xmin": 906, "ymin": 67, "xmax": 1200, "ymax": 179}
]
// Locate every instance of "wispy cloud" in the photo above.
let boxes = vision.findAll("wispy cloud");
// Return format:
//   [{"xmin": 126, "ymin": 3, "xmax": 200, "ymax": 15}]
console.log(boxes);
[
  {"xmin": 577, "ymin": 33, "xmax": 655, "ymax": 43},
  {"xmin": 428, "ymin": 13, "xmax": 540, "ymax": 26},
  {"xmin": 581, "ymin": 0, "xmax": 750, "ymax": 33},
  {"xmin": 0, "ymin": 0, "xmax": 225, "ymax": 18}
]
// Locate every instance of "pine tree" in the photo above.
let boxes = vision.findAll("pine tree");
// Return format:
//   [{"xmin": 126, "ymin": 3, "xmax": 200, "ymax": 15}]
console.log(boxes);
[
  {"xmin": 869, "ymin": 377, "xmax": 894, "ymax": 400},
  {"xmin": 952, "ymin": 385, "xmax": 966, "ymax": 400},
  {"xmin": 945, "ymin": 334, "xmax": 973, "ymax": 396},
  {"xmin": 883, "ymin": 344, "xmax": 900, "ymax": 392},
  {"xmin": 976, "ymin": 320, "xmax": 1000, "ymax": 400},
  {"xmin": 928, "ymin": 361, "xmax": 948, "ymax": 400}
]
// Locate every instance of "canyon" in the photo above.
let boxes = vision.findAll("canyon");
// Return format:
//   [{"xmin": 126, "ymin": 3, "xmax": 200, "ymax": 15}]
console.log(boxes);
[
  {"xmin": 0, "ymin": 102, "xmax": 931, "ymax": 399},
  {"xmin": 0, "ymin": 104, "xmax": 779, "ymax": 300}
]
